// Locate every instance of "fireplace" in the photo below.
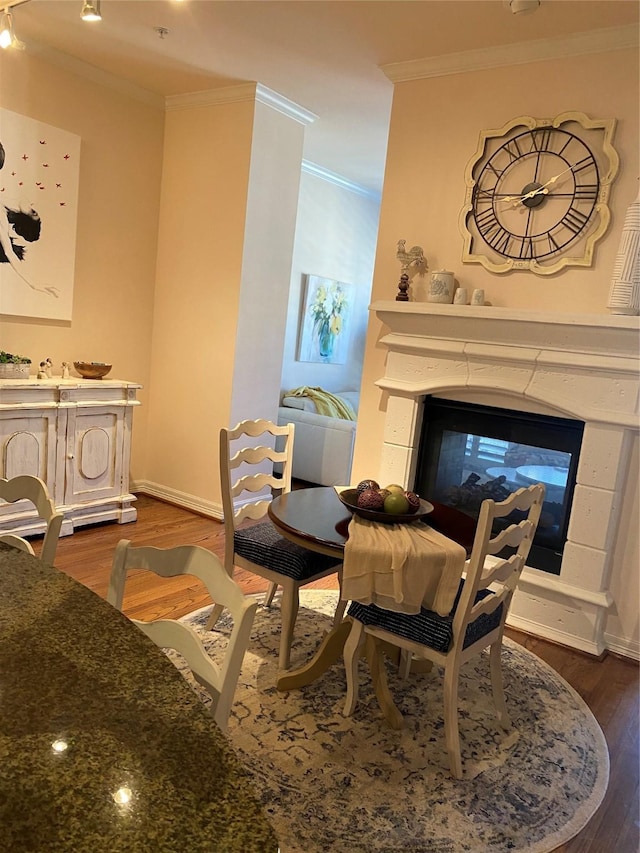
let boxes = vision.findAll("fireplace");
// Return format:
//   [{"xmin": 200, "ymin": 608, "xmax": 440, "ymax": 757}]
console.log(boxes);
[
  {"xmin": 369, "ymin": 301, "xmax": 639, "ymax": 656},
  {"xmin": 414, "ymin": 398, "xmax": 584, "ymax": 575}
]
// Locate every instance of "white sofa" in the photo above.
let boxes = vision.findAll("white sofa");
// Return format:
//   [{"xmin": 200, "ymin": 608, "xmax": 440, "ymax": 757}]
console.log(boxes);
[{"xmin": 277, "ymin": 391, "xmax": 359, "ymax": 486}]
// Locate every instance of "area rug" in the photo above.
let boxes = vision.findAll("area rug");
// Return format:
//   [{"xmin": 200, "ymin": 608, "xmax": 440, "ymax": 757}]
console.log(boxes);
[{"xmin": 172, "ymin": 590, "xmax": 609, "ymax": 853}]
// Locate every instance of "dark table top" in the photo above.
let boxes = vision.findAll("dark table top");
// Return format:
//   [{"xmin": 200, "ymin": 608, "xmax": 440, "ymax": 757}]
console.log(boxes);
[
  {"xmin": 0, "ymin": 543, "xmax": 278, "ymax": 853},
  {"xmin": 269, "ymin": 487, "xmax": 477, "ymax": 556}
]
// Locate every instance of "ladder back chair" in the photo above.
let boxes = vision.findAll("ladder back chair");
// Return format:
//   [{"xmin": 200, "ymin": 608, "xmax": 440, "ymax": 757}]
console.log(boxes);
[
  {"xmin": 343, "ymin": 483, "xmax": 545, "ymax": 778},
  {"xmin": 210, "ymin": 418, "xmax": 343, "ymax": 671},
  {"xmin": 107, "ymin": 540, "xmax": 258, "ymax": 732},
  {"xmin": 0, "ymin": 475, "xmax": 63, "ymax": 565}
]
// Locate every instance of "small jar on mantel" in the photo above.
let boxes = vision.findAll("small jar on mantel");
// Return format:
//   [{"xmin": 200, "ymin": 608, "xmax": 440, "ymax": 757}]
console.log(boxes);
[{"xmin": 427, "ymin": 270, "xmax": 455, "ymax": 304}]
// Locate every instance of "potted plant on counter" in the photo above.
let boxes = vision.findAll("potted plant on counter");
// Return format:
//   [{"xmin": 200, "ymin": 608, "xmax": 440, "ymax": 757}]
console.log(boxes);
[{"xmin": 0, "ymin": 350, "xmax": 32, "ymax": 379}]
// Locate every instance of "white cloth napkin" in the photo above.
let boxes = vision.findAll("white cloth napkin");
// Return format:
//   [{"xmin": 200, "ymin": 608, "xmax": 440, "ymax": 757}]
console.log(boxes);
[{"xmin": 342, "ymin": 515, "xmax": 467, "ymax": 617}]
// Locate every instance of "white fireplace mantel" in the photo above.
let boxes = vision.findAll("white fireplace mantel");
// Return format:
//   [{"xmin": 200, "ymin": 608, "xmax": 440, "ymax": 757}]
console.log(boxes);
[{"xmin": 371, "ymin": 300, "xmax": 640, "ymax": 657}]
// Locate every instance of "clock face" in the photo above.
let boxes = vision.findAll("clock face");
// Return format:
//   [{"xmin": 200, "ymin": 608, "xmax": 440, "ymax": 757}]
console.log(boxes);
[{"xmin": 459, "ymin": 112, "xmax": 619, "ymax": 275}]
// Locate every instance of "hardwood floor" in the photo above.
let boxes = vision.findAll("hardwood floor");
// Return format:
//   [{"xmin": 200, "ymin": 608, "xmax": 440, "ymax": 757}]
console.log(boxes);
[{"xmin": 52, "ymin": 494, "xmax": 639, "ymax": 853}]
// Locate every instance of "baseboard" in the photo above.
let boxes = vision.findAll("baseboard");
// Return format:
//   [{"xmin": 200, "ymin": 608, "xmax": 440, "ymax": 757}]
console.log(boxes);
[
  {"xmin": 506, "ymin": 613, "xmax": 606, "ymax": 657},
  {"xmin": 603, "ymin": 632, "xmax": 640, "ymax": 662},
  {"xmin": 132, "ymin": 479, "xmax": 224, "ymax": 521}
]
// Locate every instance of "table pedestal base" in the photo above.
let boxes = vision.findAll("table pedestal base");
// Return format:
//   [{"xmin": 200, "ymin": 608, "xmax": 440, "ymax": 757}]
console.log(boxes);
[
  {"xmin": 276, "ymin": 620, "xmax": 352, "ymax": 691},
  {"xmin": 276, "ymin": 618, "xmax": 407, "ymax": 730}
]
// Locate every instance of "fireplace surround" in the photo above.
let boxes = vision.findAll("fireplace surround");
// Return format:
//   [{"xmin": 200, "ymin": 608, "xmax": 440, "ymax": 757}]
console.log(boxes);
[{"xmin": 371, "ymin": 301, "xmax": 639, "ymax": 657}]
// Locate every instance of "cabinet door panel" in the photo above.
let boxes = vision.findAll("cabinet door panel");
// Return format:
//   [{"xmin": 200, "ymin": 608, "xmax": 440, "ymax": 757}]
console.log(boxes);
[
  {"xmin": 0, "ymin": 409, "xmax": 60, "ymax": 524},
  {"xmin": 78, "ymin": 427, "xmax": 111, "ymax": 480},
  {"xmin": 4, "ymin": 430, "xmax": 40, "ymax": 479},
  {"xmin": 65, "ymin": 409, "xmax": 125, "ymax": 503},
  {"xmin": 0, "ymin": 411, "xmax": 58, "ymax": 482}
]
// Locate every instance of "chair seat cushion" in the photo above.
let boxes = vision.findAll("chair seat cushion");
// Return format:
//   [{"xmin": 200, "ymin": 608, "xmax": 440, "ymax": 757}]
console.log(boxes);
[
  {"xmin": 234, "ymin": 522, "xmax": 341, "ymax": 582},
  {"xmin": 347, "ymin": 581, "xmax": 503, "ymax": 653}
]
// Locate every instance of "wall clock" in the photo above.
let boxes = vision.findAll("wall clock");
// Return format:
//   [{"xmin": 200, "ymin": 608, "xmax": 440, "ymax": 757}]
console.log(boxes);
[{"xmin": 459, "ymin": 111, "xmax": 619, "ymax": 275}]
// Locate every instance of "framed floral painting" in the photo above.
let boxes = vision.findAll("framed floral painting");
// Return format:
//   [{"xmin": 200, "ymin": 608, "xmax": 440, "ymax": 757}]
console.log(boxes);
[{"xmin": 297, "ymin": 274, "xmax": 354, "ymax": 364}]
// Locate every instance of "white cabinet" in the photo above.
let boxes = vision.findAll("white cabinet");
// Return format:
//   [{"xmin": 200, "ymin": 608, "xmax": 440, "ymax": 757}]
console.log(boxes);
[{"xmin": 0, "ymin": 378, "xmax": 140, "ymax": 538}]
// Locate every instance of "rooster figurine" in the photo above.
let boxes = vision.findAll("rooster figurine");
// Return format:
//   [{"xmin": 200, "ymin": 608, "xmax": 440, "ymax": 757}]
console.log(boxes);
[{"xmin": 395, "ymin": 239, "xmax": 427, "ymax": 301}]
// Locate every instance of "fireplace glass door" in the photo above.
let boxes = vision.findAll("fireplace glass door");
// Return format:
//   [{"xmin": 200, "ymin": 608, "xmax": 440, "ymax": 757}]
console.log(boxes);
[{"xmin": 414, "ymin": 399, "xmax": 584, "ymax": 574}]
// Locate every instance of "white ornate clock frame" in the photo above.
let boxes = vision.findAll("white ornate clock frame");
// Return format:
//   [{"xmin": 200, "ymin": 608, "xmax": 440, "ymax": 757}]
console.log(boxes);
[{"xmin": 459, "ymin": 111, "xmax": 619, "ymax": 276}]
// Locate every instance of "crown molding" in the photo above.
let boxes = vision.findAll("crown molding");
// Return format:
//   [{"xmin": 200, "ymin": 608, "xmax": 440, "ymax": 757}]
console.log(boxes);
[
  {"xmin": 302, "ymin": 160, "xmax": 380, "ymax": 201},
  {"xmin": 165, "ymin": 83, "xmax": 258, "ymax": 111},
  {"xmin": 24, "ymin": 40, "xmax": 165, "ymax": 109},
  {"xmin": 166, "ymin": 82, "xmax": 317, "ymax": 126},
  {"xmin": 255, "ymin": 84, "xmax": 317, "ymax": 125},
  {"xmin": 381, "ymin": 24, "xmax": 639, "ymax": 83}
]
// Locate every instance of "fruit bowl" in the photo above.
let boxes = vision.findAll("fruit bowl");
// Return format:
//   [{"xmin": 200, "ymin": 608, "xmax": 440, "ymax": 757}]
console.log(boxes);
[
  {"xmin": 338, "ymin": 488, "xmax": 433, "ymax": 524},
  {"xmin": 74, "ymin": 361, "xmax": 112, "ymax": 380}
]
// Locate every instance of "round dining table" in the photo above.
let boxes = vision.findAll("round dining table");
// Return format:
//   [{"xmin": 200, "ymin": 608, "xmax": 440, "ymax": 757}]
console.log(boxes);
[
  {"xmin": 0, "ymin": 542, "xmax": 279, "ymax": 853},
  {"xmin": 268, "ymin": 486, "xmax": 476, "ymax": 560},
  {"xmin": 268, "ymin": 487, "xmax": 476, "ymax": 697}
]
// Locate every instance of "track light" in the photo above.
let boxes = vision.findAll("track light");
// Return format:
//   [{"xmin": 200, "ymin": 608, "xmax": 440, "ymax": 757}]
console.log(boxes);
[
  {"xmin": 508, "ymin": 0, "xmax": 540, "ymax": 13},
  {"xmin": 0, "ymin": 8, "xmax": 22, "ymax": 49},
  {"xmin": 81, "ymin": 0, "xmax": 101, "ymax": 22}
]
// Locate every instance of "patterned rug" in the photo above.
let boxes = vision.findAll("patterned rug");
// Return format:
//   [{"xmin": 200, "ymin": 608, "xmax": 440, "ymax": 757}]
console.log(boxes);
[{"xmin": 173, "ymin": 590, "xmax": 609, "ymax": 853}]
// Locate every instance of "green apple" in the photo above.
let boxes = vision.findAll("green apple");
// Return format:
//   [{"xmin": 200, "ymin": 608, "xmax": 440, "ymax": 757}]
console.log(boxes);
[
  {"xmin": 385, "ymin": 484, "xmax": 405, "ymax": 496},
  {"xmin": 384, "ymin": 493, "xmax": 410, "ymax": 514}
]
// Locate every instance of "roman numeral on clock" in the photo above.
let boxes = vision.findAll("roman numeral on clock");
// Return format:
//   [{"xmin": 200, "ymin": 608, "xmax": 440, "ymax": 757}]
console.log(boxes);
[
  {"xmin": 475, "ymin": 208, "xmax": 512, "ymax": 254},
  {"xmin": 503, "ymin": 138, "xmax": 523, "ymax": 162},
  {"xmin": 562, "ymin": 206, "xmax": 591, "ymax": 235},
  {"xmin": 574, "ymin": 184, "xmax": 599, "ymax": 201},
  {"xmin": 529, "ymin": 128, "xmax": 553, "ymax": 153},
  {"xmin": 519, "ymin": 237, "xmax": 535, "ymax": 259}
]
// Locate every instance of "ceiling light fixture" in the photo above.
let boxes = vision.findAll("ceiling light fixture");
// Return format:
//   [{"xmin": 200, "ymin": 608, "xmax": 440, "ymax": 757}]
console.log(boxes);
[
  {"xmin": 0, "ymin": 8, "xmax": 23, "ymax": 49},
  {"xmin": 508, "ymin": 0, "xmax": 540, "ymax": 14},
  {"xmin": 81, "ymin": 0, "xmax": 101, "ymax": 22}
]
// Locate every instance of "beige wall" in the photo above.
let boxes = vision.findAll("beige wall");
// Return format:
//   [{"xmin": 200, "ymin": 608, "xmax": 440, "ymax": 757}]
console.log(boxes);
[
  {"xmin": 0, "ymin": 49, "xmax": 165, "ymax": 478},
  {"xmin": 353, "ymin": 45, "xmax": 639, "ymax": 654},
  {"xmin": 143, "ymin": 100, "xmax": 254, "ymax": 511}
]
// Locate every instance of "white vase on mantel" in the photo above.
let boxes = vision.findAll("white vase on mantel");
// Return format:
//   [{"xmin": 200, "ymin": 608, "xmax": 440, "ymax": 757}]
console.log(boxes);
[{"xmin": 607, "ymin": 189, "xmax": 640, "ymax": 315}]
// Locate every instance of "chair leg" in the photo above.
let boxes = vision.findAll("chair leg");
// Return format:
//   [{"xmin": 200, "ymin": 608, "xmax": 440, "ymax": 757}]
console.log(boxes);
[
  {"xmin": 343, "ymin": 619, "xmax": 365, "ymax": 717},
  {"xmin": 398, "ymin": 649, "xmax": 412, "ymax": 680},
  {"xmin": 490, "ymin": 640, "xmax": 510, "ymax": 729},
  {"xmin": 333, "ymin": 569, "xmax": 347, "ymax": 627},
  {"xmin": 332, "ymin": 596, "xmax": 347, "ymax": 627},
  {"xmin": 443, "ymin": 660, "xmax": 463, "ymax": 779},
  {"xmin": 264, "ymin": 581, "xmax": 278, "ymax": 607},
  {"xmin": 278, "ymin": 583, "xmax": 300, "ymax": 671},
  {"xmin": 205, "ymin": 603, "xmax": 225, "ymax": 631},
  {"xmin": 366, "ymin": 635, "xmax": 404, "ymax": 730}
]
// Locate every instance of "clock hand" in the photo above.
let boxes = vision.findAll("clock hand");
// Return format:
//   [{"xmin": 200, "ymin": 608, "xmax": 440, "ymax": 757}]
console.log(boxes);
[
  {"xmin": 529, "ymin": 164, "xmax": 576, "ymax": 195},
  {"xmin": 503, "ymin": 164, "xmax": 578, "ymax": 207}
]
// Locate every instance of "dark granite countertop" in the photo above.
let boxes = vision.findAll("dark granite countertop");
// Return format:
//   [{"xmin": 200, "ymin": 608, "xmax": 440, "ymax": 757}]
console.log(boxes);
[{"xmin": 0, "ymin": 544, "xmax": 279, "ymax": 852}]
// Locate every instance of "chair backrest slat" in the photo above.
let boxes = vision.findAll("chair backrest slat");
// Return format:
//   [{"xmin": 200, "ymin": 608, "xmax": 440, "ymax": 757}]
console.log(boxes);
[
  {"xmin": 234, "ymin": 500, "xmax": 273, "ymax": 524},
  {"xmin": 0, "ymin": 475, "xmax": 63, "ymax": 565},
  {"xmin": 230, "ymin": 446, "xmax": 288, "ymax": 468},
  {"xmin": 487, "ymin": 519, "xmax": 536, "ymax": 555},
  {"xmin": 231, "ymin": 472, "xmax": 281, "ymax": 498}
]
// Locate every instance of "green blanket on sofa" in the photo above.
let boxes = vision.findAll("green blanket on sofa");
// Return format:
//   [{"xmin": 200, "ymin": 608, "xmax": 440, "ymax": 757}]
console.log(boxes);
[{"xmin": 286, "ymin": 387, "xmax": 356, "ymax": 421}]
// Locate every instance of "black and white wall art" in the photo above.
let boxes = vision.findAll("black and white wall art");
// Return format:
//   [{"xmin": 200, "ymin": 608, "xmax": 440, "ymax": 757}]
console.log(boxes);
[{"xmin": 0, "ymin": 107, "xmax": 80, "ymax": 321}]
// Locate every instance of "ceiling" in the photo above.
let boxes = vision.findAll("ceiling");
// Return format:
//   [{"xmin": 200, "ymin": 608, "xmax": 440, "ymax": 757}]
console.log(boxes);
[{"xmin": 10, "ymin": 1, "xmax": 639, "ymax": 194}]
